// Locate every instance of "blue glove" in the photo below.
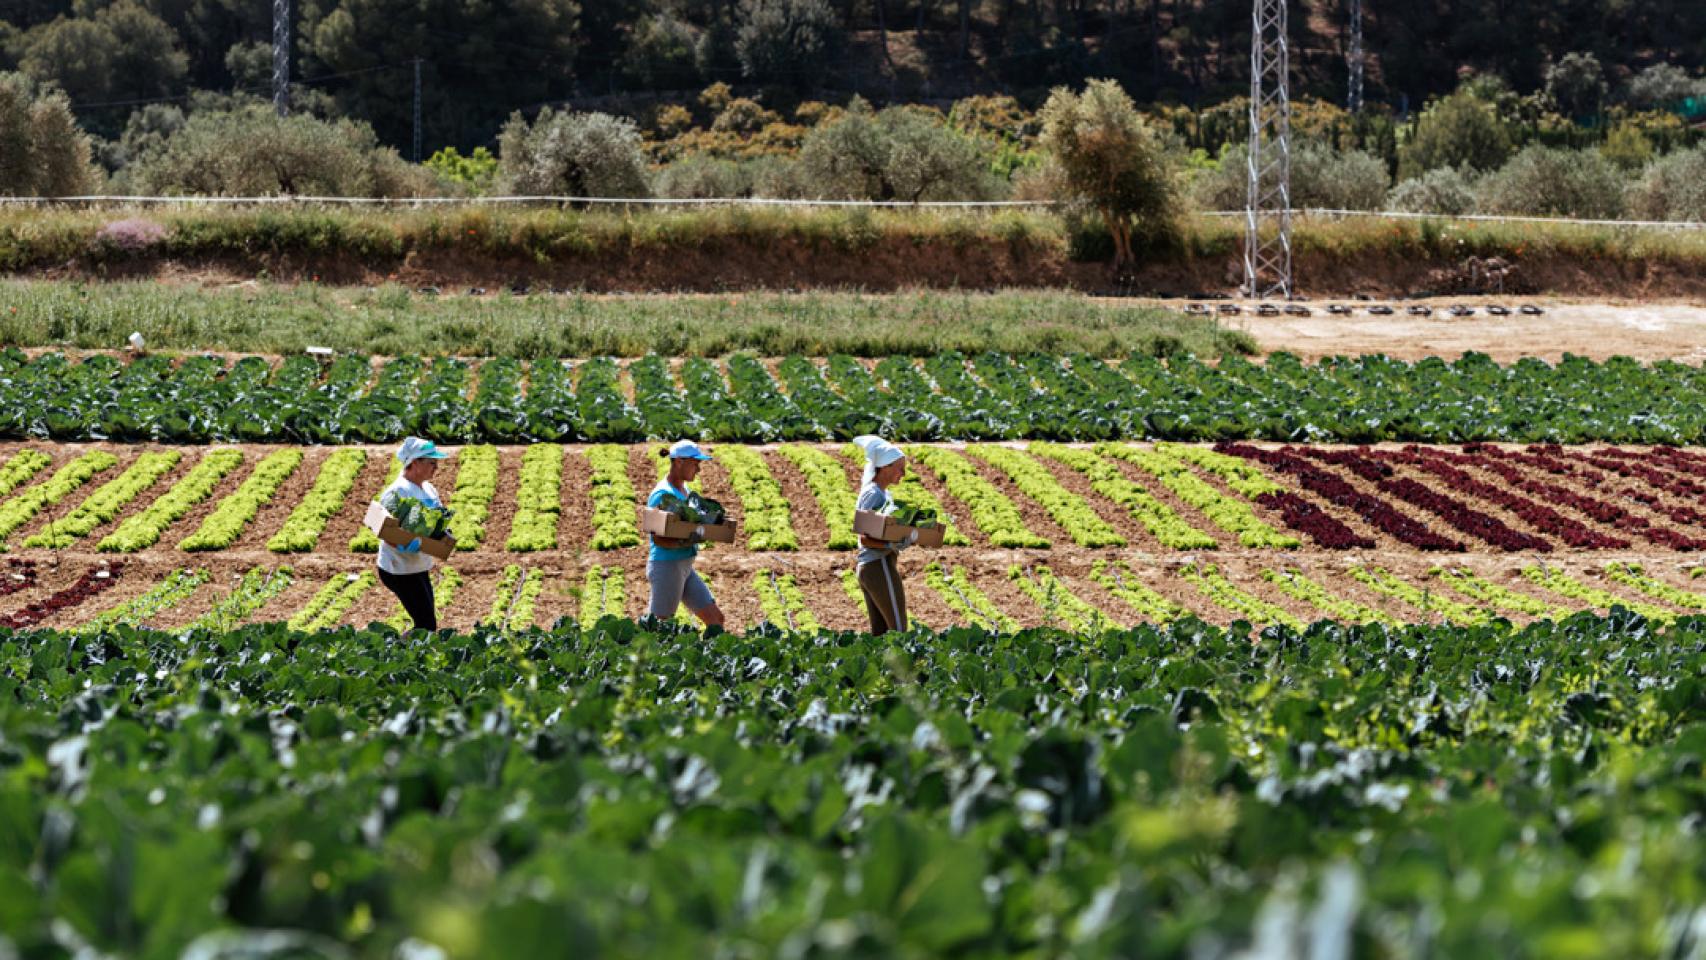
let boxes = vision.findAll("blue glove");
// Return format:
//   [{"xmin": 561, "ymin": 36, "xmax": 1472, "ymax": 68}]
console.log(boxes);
[
  {"xmin": 399, "ymin": 538, "xmax": 422, "ymax": 554},
  {"xmin": 422, "ymin": 498, "xmax": 441, "ymax": 509}
]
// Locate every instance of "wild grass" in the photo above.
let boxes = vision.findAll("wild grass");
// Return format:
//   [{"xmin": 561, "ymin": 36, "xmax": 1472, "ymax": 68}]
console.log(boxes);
[{"xmin": 0, "ymin": 281, "xmax": 1254, "ymax": 359}]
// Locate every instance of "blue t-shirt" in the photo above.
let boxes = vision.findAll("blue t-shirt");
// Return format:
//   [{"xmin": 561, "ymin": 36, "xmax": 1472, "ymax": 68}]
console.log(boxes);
[{"xmin": 647, "ymin": 481, "xmax": 699, "ymax": 563}]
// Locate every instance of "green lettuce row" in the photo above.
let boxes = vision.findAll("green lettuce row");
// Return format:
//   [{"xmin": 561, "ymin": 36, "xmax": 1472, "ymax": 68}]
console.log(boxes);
[
  {"xmin": 1089, "ymin": 559, "xmax": 1188, "ymax": 624},
  {"xmin": 1262, "ymin": 567, "xmax": 1398, "ymax": 627},
  {"xmin": 180, "ymin": 449, "xmax": 304, "ymax": 552},
  {"xmin": 774, "ymin": 445, "xmax": 859, "ymax": 550},
  {"xmin": 754, "ymin": 569, "xmax": 821, "ymax": 634},
  {"xmin": 1430, "ymin": 567, "xmax": 1574, "ymax": 620},
  {"xmin": 79, "ymin": 568, "xmax": 208, "ymax": 633},
  {"xmin": 587, "ymin": 445, "xmax": 642, "ymax": 550},
  {"xmin": 1352, "ymin": 566, "xmax": 1489, "ymax": 627},
  {"xmin": 95, "ymin": 449, "xmax": 243, "ymax": 553},
  {"xmin": 1181, "ymin": 563, "xmax": 1304, "ymax": 630},
  {"xmin": 506, "ymin": 445, "xmax": 564, "ymax": 552},
  {"xmin": 579, "ymin": 566, "xmax": 627, "ymax": 624},
  {"xmin": 349, "ymin": 458, "xmax": 403, "ymax": 553},
  {"xmin": 972, "ymin": 446, "xmax": 1124, "ymax": 547},
  {"xmin": 289, "ymin": 571, "xmax": 377, "ymax": 633},
  {"xmin": 269, "ymin": 449, "xmax": 368, "ymax": 553},
  {"xmin": 23, "ymin": 451, "xmax": 181, "ymax": 549},
  {"xmin": 383, "ymin": 566, "xmax": 462, "ymax": 633},
  {"xmin": 486, "ymin": 564, "xmax": 523, "ymax": 626},
  {"xmin": 909, "ymin": 447, "xmax": 1047, "ymax": 549},
  {"xmin": 1160, "ymin": 443, "xmax": 1287, "ymax": 498},
  {"xmin": 192, "ymin": 567, "xmax": 295, "ymax": 633},
  {"xmin": 1523, "ymin": 566, "xmax": 1677, "ymax": 622},
  {"xmin": 718, "ymin": 447, "xmax": 797, "ymax": 551},
  {"xmin": 1604, "ymin": 562, "xmax": 1706, "ymax": 612},
  {"xmin": 1008, "ymin": 565, "xmax": 1112, "ymax": 633},
  {"xmin": 0, "ymin": 449, "xmax": 51, "ymax": 500},
  {"xmin": 0, "ymin": 450, "xmax": 119, "ymax": 548},
  {"xmin": 925, "ymin": 561, "xmax": 1018, "ymax": 632},
  {"xmin": 508, "ymin": 570, "xmax": 545, "ymax": 630},
  {"xmin": 840, "ymin": 444, "xmax": 969, "ymax": 546},
  {"xmin": 1029, "ymin": 444, "xmax": 1214, "ymax": 550},
  {"xmin": 1100, "ymin": 444, "xmax": 1298, "ymax": 549},
  {"xmin": 443, "ymin": 446, "xmax": 498, "ymax": 550}
]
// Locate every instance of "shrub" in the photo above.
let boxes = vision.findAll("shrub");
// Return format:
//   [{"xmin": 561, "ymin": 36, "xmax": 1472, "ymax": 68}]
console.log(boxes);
[
  {"xmin": 1038, "ymin": 79, "xmax": 1177, "ymax": 270},
  {"xmin": 1545, "ymin": 52, "xmax": 1606, "ymax": 118},
  {"xmin": 0, "ymin": 72, "xmax": 99, "ymax": 196},
  {"xmin": 1191, "ymin": 141, "xmax": 1388, "ymax": 211},
  {"xmin": 1398, "ymin": 89, "xmax": 1513, "ymax": 180},
  {"xmin": 795, "ymin": 103, "xmax": 994, "ymax": 202},
  {"xmin": 1476, "ymin": 145, "xmax": 1625, "ymax": 219},
  {"xmin": 653, "ymin": 154, "xmax": 755, "ymax": 199},
  {"xmin": 712, "ymin": 98, "xmax": 781, "ymax": 134},
  {"xmin": 1599, "ymin": 122, "xmax": 1654, "ymax": 172},
  {"xmin": 497, "ymin": 108, "xmax": 651, "ymax": 198},
  {"xmin": 425, "ymin": 146, "xmax": 498, "ymax": 195},
  {"xmin": 1386, "ymin": 167, "xmax": 1479, "ymax": 216},
  {"xmin": 735, "ymin": 0, "xmax": 842, "ymax": 90},
  {"xmin": 1625, "ymin": 146, "xmax": 1706, "ymax": 222},
  {"xmin": 121, "ymin": 102, "xmax": 431, "ymax": 197},
  {"xmin": 624, "ymin": 14, "xmax": 702, "ymax": 90},
  {"xmin": 1622, "ymin": 63, "xmax": 1702, "ymax": 111}
]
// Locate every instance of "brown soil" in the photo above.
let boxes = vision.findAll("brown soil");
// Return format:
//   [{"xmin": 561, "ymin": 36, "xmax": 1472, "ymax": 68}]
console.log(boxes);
[{"xmin": 222, "ymin": 448, "xmax": 326, "ymax": 553}]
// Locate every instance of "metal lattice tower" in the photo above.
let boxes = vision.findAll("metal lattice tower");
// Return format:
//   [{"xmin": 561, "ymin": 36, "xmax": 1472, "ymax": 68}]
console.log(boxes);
[
  {"xmin": 271, "ymin": 0, "xmax": 290, "ymax": 117},
  {"xmin": 1244, "ymin": 0, "xmax": 1293, "ymax": 299},
  {"xmin": 1348, "ymin": 0, "xmax": 1364, "ymax": 113}
]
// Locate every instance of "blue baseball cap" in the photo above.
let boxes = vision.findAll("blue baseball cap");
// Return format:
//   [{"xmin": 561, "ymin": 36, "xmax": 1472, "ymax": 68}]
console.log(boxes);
[
  {"xmin": 396, "ymin": 436, "xmax": 450, "ymax": 464},
  {"xmin": 667, "ymin": 439, "xmax": 713, "ymax": 461}
]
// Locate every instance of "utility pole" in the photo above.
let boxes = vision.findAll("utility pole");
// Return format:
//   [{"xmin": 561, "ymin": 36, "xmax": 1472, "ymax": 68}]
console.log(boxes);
[
  {"xmin": 1348, "ymin": 0, "xmax": 1364, "ymax": 113},
  {"xmin": 272, "ymin": 0, "xmax": 290, "ymax": 117},
  {"xmin": 412, "ymin": 59, "xmax": 423, "ymax": 162},
  {"xmin": 1244, "ymin": 0, "xmax": 1293, "ymax": 299}
]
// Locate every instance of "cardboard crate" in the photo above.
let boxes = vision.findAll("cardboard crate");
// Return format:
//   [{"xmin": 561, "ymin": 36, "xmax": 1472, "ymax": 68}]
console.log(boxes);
[
  {"xmin": 363, "ymin": 501, "xmax": 456, "ymax": 559},
  {"xmin": 854, "ymin": 510, "xmax": 946, "ymax": 548},
  {"xmin": 640, "ymin": 507, "xmax": 737, "ymax": 544}
]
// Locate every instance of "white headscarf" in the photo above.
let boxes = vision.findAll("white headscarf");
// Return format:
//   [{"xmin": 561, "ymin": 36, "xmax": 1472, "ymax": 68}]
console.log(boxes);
[{"xmin": 853, "ymin": 435, "xmax": 905, "ymax": 488}]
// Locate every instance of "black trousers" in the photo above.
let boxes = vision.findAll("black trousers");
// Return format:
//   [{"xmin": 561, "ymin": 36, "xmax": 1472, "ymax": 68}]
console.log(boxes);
[{"xmin": 378, "ymin": 569, "xmax": 437, "ymax": 632}]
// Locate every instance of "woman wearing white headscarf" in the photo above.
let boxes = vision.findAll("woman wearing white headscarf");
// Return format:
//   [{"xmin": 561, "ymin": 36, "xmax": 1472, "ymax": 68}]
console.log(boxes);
[{"xmin": 852, "ymin": 435, "xmax": 918, "ymax": 635}]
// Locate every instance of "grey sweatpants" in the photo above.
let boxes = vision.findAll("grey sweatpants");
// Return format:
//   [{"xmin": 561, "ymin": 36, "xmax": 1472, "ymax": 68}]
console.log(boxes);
[
  {"xmin": 856, "ymin": 554, "xmax": 908, "ymax": 635},
  {"xmin": 647, "ymin": 557, "xmax": 715, "ymax": 619}
]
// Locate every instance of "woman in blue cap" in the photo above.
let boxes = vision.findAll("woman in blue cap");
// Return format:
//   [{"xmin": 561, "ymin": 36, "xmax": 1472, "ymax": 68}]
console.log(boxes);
[
  {"xmin": 645, "ymin": 440, "xmax": 727, "ymax": 629},
  {"xmin": 377, "ymin": 436, "xmax": 451, "ymax": 632}
]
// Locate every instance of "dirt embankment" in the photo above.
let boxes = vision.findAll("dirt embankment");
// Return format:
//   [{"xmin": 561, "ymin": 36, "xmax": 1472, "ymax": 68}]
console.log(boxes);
[{"xmin": 37, "ymin": 239, "xmax": 1706, "ymax": 301}]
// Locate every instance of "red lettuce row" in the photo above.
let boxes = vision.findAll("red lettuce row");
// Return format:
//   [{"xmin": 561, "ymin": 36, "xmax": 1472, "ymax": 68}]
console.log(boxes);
[
  {"xmin": 1464, "ymin": 445, "xmax": 1706, "ymax": 551},
  {"xmin": 1379, "ymin": 446, "xmax": 1627, "ymax": 549},
  {"xmin": 0, "ymin": 563, "xmax": 122, "ymax": 630},
  {"xmin": 1299, "ymin": 448, "xmax": 1552, "ymax": 552},
  {"xmin": 1214, "ymin": 444, "xmax": 1463, "ymax": 551}
]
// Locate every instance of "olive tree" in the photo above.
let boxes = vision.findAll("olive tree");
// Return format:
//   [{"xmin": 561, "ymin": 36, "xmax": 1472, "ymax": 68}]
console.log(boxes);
[
  {"xmin": 1038, "ymin": 79, "xmax": 1176, "ymax": 272},
  {"xmin": 496, "ymin": 108, "xmax": 650, "ymax": 198},
  {"xmin": 0, "ymin": 72, "xmax": 98, "ymax": 196}
]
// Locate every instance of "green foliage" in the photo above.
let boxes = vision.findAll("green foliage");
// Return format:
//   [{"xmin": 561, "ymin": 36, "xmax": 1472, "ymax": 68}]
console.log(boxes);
[
  {"xmin": 717, "ymin": 446, "xmax": 796, "ymax": 550},
  {"xmin": 0, "ymin": 449, "xmax": 116, "ymax": 547},
  {"xmin": 753, "ymin": 568, "xmax": 820, "ymax": 633},
  {"xmin": 0, "ymin": 71, "xmax": 98, "ymax": 195},
  {"xmin": 444, "ymin": 446, "xmax": 499, "ymax": 550},
  {"xmin": 1181, "ymin": 562, "xmax": 1302, "ymax": 629},
  {"xmin": 1398, "ymin": 89, "xmax": 1514, "ymax": 180},
  {"xmin": 774, "ymin": 445, "xmax": 857, "ymax": 550},
  {"xmin": 497, "ymin": 107, "xmax": 650, "ymax": 198},
  {"xmin": 288, "ymin": 570, "xmax": 376, "ymax": 632},
  {"xmin": 120, "ymin": 102, "xmax": 431, "ymax": 197},
  {"xmin": 1598, "ymin": 122, "xmax": 1654, "ymax": 172},
  {"xmin": 1385, "ymin": 166, "xmax": 1480, "ymax": 215},
  {"xmin": 192, "ymin": 566, "xmax": 294, "ymax": 632},
  {"xmin": 1009, "ymin": 564, "xmax": 1111, "ymax": 632},
  {"xmin": 795, "ymin": 104, "xmax": 994, "ymax": 202},
  {"xmin": 1625, "ymin": 145, "xmax": 1706, "ymax": 222},
  {"xmin": 81, "ymin": 567, "xmax": 208, "ymax": 632},
  {"xmin": 624, "ymin": 14, "xmax": 701, "ymax": 90},
  {"xmin": 1038, "ymin": 79, "xmax": 1177, "ymax": 268},
  {"xmin": 424, "ymin": 146, "xmax": 498, "ymax": 194},
  {"xmin": 10, "ymin": 1, "xmax": 186, "ymax": 128},
  {"xmin": 1263, "ymin": 567, "xmax": 1397, "ymax": 626},
  {"xmin": 587, "ymin": 445, "xmax": 641, "ymax": 550},
  {"xmin": 734, "ymin": 0, "xmax": 841, "ymax": 90},
  {"xmin": 1192, "ymin": 141, "xmax": 1390, "ymax": 211},
  {"xmin": 1545, "ymin": 52, "xmax": 1607, "ymax": 118},
  {"xmin": 1029, "ymin": 444, "xmax": 1213, "ymax": 549},
  {"xmin": 1476, "ymin": 145, "xmax": 1626, "ymax": 218},
  {"xmin": 1099, "ymin": 444, "xmax": 1297, "ymax": 548},
  {"xmin": 0, "ymin": 449, "xmax": 51, "ymax": 500},
  {"xmin": 970, "ymin": 445, "xmax": 1122, "ymax": 547},
  {"xmin": 924, "ymin": 560, "xmax": 1018, "ymax": 631},
  {"xmin": 578, "ymin": 565, "xmax": 627, "ymax": 623},
  {"xmin": 23, "ymin": 450, "xmax": 179, "ymax": 548},
  {"xmin": 910, "ymin": 446, "xmax": 1046, "ymax": 548}
]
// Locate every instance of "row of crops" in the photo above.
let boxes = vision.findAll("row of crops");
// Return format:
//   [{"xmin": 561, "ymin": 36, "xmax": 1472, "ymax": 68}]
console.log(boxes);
[
  {"xmin": 28, "ymin": 556, "xmax": 1706, "ymax": 636},
  {"xmin": 8, "ymin": 347, "xmax": 1706, "ymax": 444},
  {"xmin": 5, "ymin": 439, "xmax": 1706, "ymax": 559},
  {"xmin": 4, "ymin": 608, "xmax": 1703, "ymax": 957}
]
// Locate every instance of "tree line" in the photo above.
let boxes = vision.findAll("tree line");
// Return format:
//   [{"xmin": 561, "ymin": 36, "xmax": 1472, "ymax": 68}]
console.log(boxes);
[{"xmin": 2, "ymin": 0, "xmax": 1703, "ymax": 155}]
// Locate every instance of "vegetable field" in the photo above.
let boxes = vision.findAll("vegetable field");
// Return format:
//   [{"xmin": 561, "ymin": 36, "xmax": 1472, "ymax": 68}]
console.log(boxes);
[{"xmin": 7, "ymin": 366, "xmax": 1706, "ymax": 953}]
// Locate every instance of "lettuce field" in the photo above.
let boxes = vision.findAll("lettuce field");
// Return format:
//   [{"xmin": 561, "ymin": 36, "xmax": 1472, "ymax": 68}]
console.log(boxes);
[{"xmin": 3, "ymin": 347, "xmax": 1706, "ymax": 957}]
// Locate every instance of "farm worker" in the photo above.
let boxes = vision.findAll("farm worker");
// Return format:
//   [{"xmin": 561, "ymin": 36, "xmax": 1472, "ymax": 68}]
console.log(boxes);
[
  {"xmin": 645, "ymin": 440, "xmax": 727, "ymax": 629},
  {"xmin": 853, "ymin": 434, "xmax": 917, "ymax": 635},
  {"xmin": 377, "ymin": 436, "xmax": 451, "ymax": 632}
]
